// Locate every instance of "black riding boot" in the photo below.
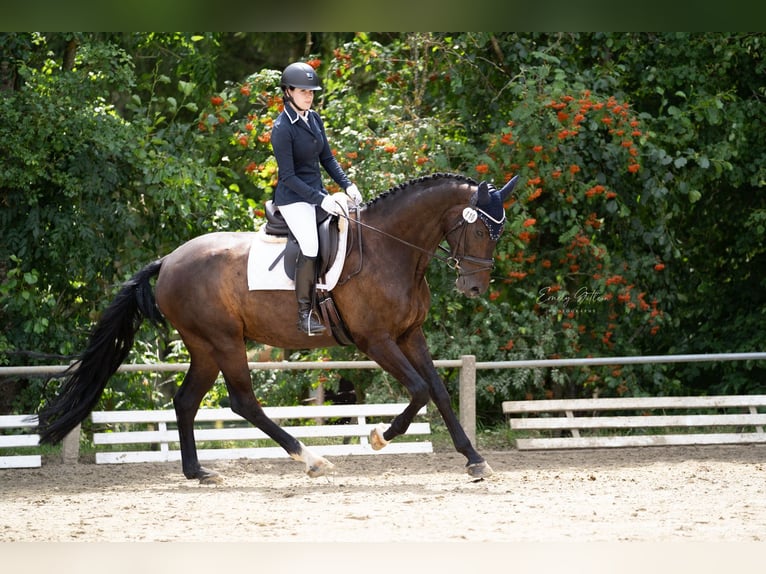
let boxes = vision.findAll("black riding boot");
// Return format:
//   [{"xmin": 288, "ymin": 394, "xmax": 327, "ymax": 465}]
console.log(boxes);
[{"xmin": 295, "ymin": 253, "xmax": 326, "ymax": 335}]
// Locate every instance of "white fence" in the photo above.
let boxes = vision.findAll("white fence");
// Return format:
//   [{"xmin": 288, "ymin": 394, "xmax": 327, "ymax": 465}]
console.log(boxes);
[
  {"xmin": 504, "ymin": 394, "xmax": 766, "ymax": 449},
  {"xmin": 2, "ymin": 352, "xmax": 766, "ymax": 467},
  {"xmin": 0, "ymin": 415, "xmax": 41, "ymax": 468},
  {"xmin": 91, "ymin": 403, "xmax": 432, "ymax": 464}
]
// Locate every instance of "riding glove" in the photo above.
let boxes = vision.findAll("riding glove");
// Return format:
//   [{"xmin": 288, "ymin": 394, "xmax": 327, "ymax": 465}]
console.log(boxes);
[
  {"xmin": 345, "ymin": 184, "xmax": 363, "ymax": 205},
  {"xmin": 320, "ymin": 194, "xmax": 343, "ymax": 216}
]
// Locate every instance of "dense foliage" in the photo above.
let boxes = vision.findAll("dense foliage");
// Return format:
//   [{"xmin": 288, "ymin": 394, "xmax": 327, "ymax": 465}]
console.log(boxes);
[{"xmin": 2, "ymin": 32, "xmax": 765, "ymax": 423}]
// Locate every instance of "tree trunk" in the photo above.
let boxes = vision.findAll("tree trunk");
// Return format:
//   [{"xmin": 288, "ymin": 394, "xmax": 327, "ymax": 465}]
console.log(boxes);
[{"xmin": 63, "ymin": 38, "xmax": 78, "ymax": 71}]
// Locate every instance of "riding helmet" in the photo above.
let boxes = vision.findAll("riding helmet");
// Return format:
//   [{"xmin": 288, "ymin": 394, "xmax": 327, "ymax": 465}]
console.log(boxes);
[{"xmin": 280, "ymin": 62, "xmax": 322, "ymax": 91}]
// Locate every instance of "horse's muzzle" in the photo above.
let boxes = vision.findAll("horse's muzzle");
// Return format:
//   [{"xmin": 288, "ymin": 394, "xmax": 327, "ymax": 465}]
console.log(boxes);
[{"xmin": 455, "ymin": 275, "xmax": 489, "ymax": 298}]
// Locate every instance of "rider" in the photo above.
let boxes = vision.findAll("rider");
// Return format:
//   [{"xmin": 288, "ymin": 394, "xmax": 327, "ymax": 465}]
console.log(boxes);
[{"xmin": 270, "ymin": 61, "xmax": 363, "ymax": 335}]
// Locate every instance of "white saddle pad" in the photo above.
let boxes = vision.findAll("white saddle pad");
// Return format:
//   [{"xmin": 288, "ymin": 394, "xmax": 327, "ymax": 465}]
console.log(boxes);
[{"xmin": 247, "ymin": 195, "xmax": 350, "ymax": 291}]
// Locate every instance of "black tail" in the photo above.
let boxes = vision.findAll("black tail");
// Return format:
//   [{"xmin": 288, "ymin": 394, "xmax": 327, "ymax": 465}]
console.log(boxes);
[{"xmin": 36, "ymin": 259, "xmax": 164, "ymax": 444}]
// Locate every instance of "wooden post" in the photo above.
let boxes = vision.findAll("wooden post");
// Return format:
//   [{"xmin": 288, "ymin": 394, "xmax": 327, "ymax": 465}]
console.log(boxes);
[
  {"xmin": 459, "ymin": 354, "xmax": 476, "ymax": 446},
  {"xmin": 61, "ymin": 423, "xmax": 80, "ymax": 464}
]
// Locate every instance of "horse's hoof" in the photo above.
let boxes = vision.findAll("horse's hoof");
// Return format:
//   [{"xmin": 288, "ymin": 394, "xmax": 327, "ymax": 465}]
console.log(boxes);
[
  {"xmin": 197, "ymin": 467, "xmax": 223, "ymax": 485},
  {"xmin": 466, "ymin": 461, "xmax": 493, "ymax": 479},
  {"xmin": 306, "ymin": 457, "xmax": 335, "ymax": 478},
  {"xmin": 199, "ymin": 474, "xmax": 223, "ymax": 485},
  {"xmin": 369, "ymin": 423, "xmax": 389, "ymax": 451}
]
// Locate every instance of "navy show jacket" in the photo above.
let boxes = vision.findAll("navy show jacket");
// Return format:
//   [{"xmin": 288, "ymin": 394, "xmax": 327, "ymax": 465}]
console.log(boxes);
[{"xmin": 270, "ymin": 103, "xmax": 351, "ymax": 207}]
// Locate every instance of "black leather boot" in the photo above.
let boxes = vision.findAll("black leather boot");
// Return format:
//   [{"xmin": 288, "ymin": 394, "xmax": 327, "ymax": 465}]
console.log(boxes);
[{"xmin": 295, "ymin": 253, "xmax": 326, "ymax": 335}]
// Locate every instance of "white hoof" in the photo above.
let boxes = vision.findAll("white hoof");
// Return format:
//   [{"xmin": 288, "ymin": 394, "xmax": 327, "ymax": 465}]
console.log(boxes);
[
  {"xmin": 369, "ymin": 422, "xmax": 389, "ymax": 451},
  {"xmin": 467, "ymin": 461, "xmax": 493, "ymax": 479},
  {"xmin": 306, "ymin": 456, "xmax": 335, "ymax": 478},
  {"xmin": 291, "ymin": 442, "xmax": 335, "ymax": 478}
]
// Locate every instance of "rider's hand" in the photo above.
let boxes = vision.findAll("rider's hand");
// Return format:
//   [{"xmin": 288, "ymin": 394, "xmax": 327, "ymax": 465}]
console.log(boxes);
[
  {"xmin": 346, "ymin": 184, "xmax": 363, "ymax": 205},
  {"xmin": 321, "ymin": 194, "xmax": 342, "ymax": 216}
]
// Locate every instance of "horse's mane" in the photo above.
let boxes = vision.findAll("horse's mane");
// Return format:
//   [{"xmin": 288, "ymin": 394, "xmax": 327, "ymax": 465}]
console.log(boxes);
[{"xmin": 365, "ymin": 173, "xmax": 478, "ymax": 209}]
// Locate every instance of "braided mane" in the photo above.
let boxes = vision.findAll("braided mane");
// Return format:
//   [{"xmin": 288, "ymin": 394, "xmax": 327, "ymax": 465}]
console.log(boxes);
[{"xmin": 365, "ymin": 173, "xmax": 478, "ymax": 208}]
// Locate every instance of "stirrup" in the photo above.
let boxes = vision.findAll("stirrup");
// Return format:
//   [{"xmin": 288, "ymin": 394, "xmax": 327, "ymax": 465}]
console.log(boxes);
[{"xmin": 298, "ymin": 311, "xmax": 326, "ymax": 335}]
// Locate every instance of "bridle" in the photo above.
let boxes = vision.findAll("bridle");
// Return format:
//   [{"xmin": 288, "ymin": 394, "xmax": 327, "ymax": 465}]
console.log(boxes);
[
  {"xmin": 338, "ymin": 200, "xmax": 500, "ymax": 281},
  {"xmin": 440, "ymin": 216, "xmax": 498, "ymax": 277}
]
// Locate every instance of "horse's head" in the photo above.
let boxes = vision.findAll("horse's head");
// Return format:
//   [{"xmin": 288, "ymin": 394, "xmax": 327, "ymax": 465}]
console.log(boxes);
[{"xmin": 447, "ymin": 175, "xmax": 519, "ymax": 297}]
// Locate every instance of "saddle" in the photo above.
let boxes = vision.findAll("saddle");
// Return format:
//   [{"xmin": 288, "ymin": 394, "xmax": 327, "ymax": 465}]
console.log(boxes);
[
  {"xmin": 264, "ymin": 200, "xmax": 340, "ymax": 280},
  {"xmin": 261, "ymin": 199, "xmax": 354, "ymax": 346}
]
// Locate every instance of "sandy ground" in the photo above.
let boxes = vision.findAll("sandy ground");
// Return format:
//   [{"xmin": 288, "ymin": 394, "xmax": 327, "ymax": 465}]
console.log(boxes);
[{"xmin": 2, "ymin": 444, "xmax": 766, "ymax": 544}]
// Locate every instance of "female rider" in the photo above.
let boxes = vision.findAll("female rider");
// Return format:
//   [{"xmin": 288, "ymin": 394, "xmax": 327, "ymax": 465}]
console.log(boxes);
[{"xmin": 270, "ymin": 61, "xmax": 362, "ymax": 335}]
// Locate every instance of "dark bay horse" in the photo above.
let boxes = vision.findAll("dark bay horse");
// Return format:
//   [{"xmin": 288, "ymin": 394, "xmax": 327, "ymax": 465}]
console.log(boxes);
[{"xmin": 37, "ymin": 173, "xmax": 518, "ymax": 483}]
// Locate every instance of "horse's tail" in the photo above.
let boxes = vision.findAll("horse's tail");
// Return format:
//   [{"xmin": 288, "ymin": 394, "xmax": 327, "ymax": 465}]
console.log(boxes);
[{"xmin": 36, "ymin": 259, "xmax": 165, "ymax": 444}]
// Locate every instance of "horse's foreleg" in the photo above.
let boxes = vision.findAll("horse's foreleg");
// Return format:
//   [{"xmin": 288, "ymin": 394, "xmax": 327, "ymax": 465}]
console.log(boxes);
[
  {"xmin": 428, "ymin": 375, "xmax": 493, "ymax": 478},
  {"xmin": 174, "ymin": 358, "xmax": 221, "ymax": 483},
  {"xmin": 401, "ymin": 331, "xmax": 493, "ymax": 479}
]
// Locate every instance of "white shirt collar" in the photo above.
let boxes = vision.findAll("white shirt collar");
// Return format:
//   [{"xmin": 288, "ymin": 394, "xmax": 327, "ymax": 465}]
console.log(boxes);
[{"xmin": 286, "ymin": 103, "xmax": 312, "ymax": 125}]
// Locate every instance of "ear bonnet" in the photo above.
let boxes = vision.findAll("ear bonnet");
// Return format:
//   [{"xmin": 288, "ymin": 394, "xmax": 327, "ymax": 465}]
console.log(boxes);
[{"xmin": 470, "ymin": 176, "xmax": 519, "ymax": 240}]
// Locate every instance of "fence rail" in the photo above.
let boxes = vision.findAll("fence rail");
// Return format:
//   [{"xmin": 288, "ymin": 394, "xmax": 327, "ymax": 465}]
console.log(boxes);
[
  {"xmin": 2, "ymin": 352, "xmax": 766, "ymax": 464},
  {"xmin": 4, "ymin": 351, "xmax": 766, "ymax": 377}
]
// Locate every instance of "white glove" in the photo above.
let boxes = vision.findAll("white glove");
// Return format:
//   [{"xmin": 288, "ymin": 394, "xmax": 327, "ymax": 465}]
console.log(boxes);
[
  {"xmin": 346, "ymin": 183, "xmax": 363, "ymax": 205},
  {"xmin": 320, "ymin": 194, "xmax": 342, "ymax": 216}
]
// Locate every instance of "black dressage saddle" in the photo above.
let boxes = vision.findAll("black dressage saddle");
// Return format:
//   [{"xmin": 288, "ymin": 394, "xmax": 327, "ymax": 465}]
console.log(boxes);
[{"xmin": 263, "ymin": 200, "xmax": 340, "ymax": 280}]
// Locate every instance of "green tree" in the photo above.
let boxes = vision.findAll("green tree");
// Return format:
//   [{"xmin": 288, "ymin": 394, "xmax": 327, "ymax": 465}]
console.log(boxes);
[
  {"xmin": 3, "ymin": 32, "xmax": 766, "ymax": 421},
  {"xmin": 0, "ymin": 33, "xmax": 250, "ymax": 411}
]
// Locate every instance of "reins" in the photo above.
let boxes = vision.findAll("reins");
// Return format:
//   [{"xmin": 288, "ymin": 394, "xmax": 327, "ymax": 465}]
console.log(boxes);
[{"xmin": 337, "ymin": 208, "xmax": 495, "ymax": 277}]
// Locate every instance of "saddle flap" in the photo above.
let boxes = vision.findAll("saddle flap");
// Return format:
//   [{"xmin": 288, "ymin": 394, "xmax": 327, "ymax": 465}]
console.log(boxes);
[{"xmin": 274, "ymin": 214, "xmax": 340, "ymax": 281}]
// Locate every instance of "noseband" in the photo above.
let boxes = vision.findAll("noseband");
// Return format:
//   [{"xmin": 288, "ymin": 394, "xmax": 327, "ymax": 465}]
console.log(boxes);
[{"xmin": 441, "ymin": 215, "xmax": 498, "ymax": 277}]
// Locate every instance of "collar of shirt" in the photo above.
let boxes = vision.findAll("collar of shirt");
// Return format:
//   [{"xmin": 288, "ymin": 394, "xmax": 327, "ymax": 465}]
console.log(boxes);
[{"xmin": 285, "ymin": 103, "xmax": 313, "ymax": 125}]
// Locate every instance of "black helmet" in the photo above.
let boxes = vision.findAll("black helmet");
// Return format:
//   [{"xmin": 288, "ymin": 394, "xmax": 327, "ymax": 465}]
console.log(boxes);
[{"xmin": 280, "ymin": 62, "xmax": 322, "ymax": 91}]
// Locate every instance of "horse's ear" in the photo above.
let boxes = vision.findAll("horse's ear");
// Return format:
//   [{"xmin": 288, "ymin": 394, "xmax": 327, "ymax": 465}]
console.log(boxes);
[
  {"xmin": 475, "ymin": 181, "xmax": 491, "ymax": 206},
  {"xmin": 498, "ymin": 175, "xmax": 519, "ymax": 202}
]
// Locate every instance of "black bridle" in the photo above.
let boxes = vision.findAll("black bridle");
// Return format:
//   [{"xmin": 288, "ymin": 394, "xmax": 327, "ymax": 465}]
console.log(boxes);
[
  {"xmin": 439, "ymin": 217, "xmax": 496, "ymax": 277},
  {"xmin": 338, "ymin": 206, "xmax": 497, "ymax": 279}
]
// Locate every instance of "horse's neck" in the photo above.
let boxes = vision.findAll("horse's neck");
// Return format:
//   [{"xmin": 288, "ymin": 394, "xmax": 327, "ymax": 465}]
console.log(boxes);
[{"xmin": 365, "ymin": 182, "xmax": 472, "ymax": 251}]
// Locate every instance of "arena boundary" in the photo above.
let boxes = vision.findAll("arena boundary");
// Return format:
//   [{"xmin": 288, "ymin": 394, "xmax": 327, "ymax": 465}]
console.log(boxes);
[
  {"xmin": 503, "ymin": 395, "xmax": 766, "ymax": 449},
  {"xmin": 0, "ymin": 415, "xmax": 40, "ymax": 469},
  {"xmin": 3, "ymin": 352, "xmax": 766, "ymax": 467},
  {"xmin": 90, "ymin": 403, "xmax": 432, "ymax": 464}
]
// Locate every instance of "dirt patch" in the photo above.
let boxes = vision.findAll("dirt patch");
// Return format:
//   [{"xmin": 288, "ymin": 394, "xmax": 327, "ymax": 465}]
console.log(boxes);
[{"xmin": 2, "ymin": 445, "xmax": 766, "ymax": 542}]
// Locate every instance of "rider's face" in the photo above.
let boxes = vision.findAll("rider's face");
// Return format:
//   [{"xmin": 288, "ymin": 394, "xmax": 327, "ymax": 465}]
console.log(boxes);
[{"xmin": 289, "ymin": 88, "xmax": 315, "ymax": 111}]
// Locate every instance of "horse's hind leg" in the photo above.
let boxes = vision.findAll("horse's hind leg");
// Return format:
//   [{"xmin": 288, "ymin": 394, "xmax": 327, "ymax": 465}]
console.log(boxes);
[
  {"xmin": 219, "ymin": 352, "xmax": 335, "ymax": 478},
  {"xmin": 173, "ymin": 354, "xmax": 221, "ymax": 483}
]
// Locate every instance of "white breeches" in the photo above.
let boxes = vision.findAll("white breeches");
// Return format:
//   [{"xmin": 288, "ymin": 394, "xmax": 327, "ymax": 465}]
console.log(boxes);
[{"xmin": 279, "ymin": 201, "xmax": 319, "ymax": 257}]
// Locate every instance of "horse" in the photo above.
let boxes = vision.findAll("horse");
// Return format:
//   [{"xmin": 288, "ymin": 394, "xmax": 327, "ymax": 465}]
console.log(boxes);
[{"xmin": 36, "ymin": 172, "xmax": 518, "ymax": 483}]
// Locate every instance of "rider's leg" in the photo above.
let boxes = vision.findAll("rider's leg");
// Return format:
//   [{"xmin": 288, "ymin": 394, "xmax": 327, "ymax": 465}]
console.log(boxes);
[{"xmin": 278, "ymin": 202, "xmax": 325, "ymax": 335}]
